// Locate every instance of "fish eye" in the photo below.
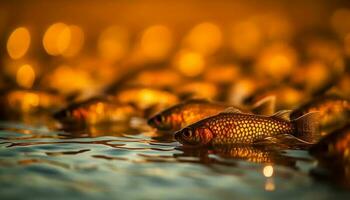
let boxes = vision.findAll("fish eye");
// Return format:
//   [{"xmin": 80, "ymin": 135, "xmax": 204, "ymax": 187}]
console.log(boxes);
[{"xmin": 183, "ymin": 128, "xmax": 193, "ymax": 137}]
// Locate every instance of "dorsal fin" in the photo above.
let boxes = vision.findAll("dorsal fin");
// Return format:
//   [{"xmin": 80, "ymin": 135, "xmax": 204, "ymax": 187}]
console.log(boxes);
[
  {"xmin": 251, "ymin": 95, "xmax": 276, "ymax": 115},
  {"xmin": 271, "ymin": 110, "xmax": 292, "ymax": 120},
  {"xmin": 221, "ymin": 107, "xmax": 243, "ymax": 114}
]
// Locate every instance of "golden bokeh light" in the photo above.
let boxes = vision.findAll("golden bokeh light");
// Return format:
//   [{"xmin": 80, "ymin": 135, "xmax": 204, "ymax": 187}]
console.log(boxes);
[
  {"xmin": 255, "ymin": 43, "xmax": 297, "ymax": 81},
  {"xmin": 7, "ymin": 27, "xmax": 31, "ymax": 59},
  {"xmin": 184, "ymin": 22, "xmax": 222, "ymax": 56},
  {"xmin": 16, "ymin": 64, "xmax": 35, "ymax": 89},
  {"xmin": 43, "ymin": 22, "xmax": 70, "ymax": 56},
  {"xmin": 116, "ymin": 88, "xmax": 179, "ymax": 110},
  {"xmin": 62, "ymin": 25, "xmax": 85, "ymax": 57},
  {"xmin": 98, "ymin": 26, "xmax": 129, "ymax": 62},
  {"xmin": 229, "ymin": 20, "xmax": 263, "ymax": 59},
  {"xmin": 265, "ymin": 179, "xmax": 275, "ymax": 191},
  {"xmin": 8, "ymin": 91, "xmax": 39, "ymax": 113},
  {"xmin": 263, "ymin": 165, "xmax": 274, "ymax": 177},
  {"xmin": 204, "ymin": 64, "xmax": 241, "ymax": 84},
  {"xmin": 175, "ymin": 50, "xmax": 205, "ymax": 77},
  {"xmin": 47, "ymin": 65, "xmax": 94, "ymax": 94},
  {"xmin": 140, "ymin": 25, "xmax": 173, "ymax": 60}
]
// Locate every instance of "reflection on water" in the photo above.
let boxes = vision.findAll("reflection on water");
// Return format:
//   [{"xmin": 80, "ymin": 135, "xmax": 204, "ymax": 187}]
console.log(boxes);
[{"xmin": 1, "ymin": 120, "xmax": 350, "ymax": 199}]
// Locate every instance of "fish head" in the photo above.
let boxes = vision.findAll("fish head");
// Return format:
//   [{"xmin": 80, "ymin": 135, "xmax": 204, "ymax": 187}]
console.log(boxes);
[
  {"xmin": 148, "ymin": 109, "xmax": 182, "ymax": 130},
  {"xmin": 175, "ymin": 124, "xmax": 213, "ymax": 146},
  {"xmin": 148, "ymin": 112, "xmax": 171, "ymax": 130}
]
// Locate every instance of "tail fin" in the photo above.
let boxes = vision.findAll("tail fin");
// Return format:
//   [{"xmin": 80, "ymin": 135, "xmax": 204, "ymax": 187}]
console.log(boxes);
[
  {"xmin": 292, "ymin": 112, "xmax": 320, "ymax": 143},
  {"xmin": 251, "ymin": 95, "xmax": 276, "ymax": 116}
]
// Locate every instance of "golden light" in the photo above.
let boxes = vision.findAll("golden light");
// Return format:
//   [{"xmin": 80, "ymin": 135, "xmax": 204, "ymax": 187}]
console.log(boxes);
[
  {"xmin": 16, "ymin": 64, "xmax": 35, "ymax": 89},
  {"xmin": 175, "ymin": 50, "xmax": 205, "ymax": 77},
  {"xmin": 62, "ymin": 25, "xmax": 85, "ymax": 57},
  {"xmin": 7, "ymin": 27, "xmax": 31, "ymax": 59},
  {"xmin": 331, "ymin": 9, "xmax": 350, "ymax": 37},
  {"xmin": 304, "ymin": 61, "xmax": 330, "ymax": 92},
  {"xmin": 43, "ymin": 22, "xmax": 70, "ymax": 56},
  {"xmin": 260, "ymin": 14, "xmax": 293, "ymax": 41},
  {"xmin": 344, "ymin": 33, "xmax": 350, "ymax": 58},
  {"xmin": 265, "ymin": 179, "xmax": 275, "ymax": 191},
  {"xmin": 98, "ymin": 26, "xmax": 129, "ymax": 62},
  {"xmin": 47, "ymin": 65, "xmax": 94, "ymax": 94},
  {"xmin": 255, "ymin": 43, "xmax": 297, "ymax": 81},
  {"xmin": 140, "ymin": 25, "xmax": 173, "ymax": 60},
  {"xmin": 8, "ymin": 91, "xmax": 39, "ymax": 113},
  {"xmin": 116, "ymin": 88, "xmax": 179, "ymax": 110},
  {"xmin": 281, "ymin": 87, "xmax": 304, "ymax": 109},
  {"xmin": 204, "ymin": 64, "xmax": 241, "ymax": 84},
  {"xmin": 184, "ymin": 22, "xmax": 222, "ymax": 56},
  {"xmin": 229, "ymin": 20, "xmax": 263, "ymax": 59},
  {"xmin": 263, "ymin": 165, "xmax": 274, "ymax": 177}
]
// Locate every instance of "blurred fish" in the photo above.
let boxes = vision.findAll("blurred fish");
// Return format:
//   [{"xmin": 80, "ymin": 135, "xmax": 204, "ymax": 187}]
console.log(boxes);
[
  {"xmin": 148, "ymin": 96, "xmax": 276, "ymax": 131},
  {"xmin": 290, "ymin": 95, "xmax": 350, "ymax": 135},
  {"xmin": 54, "ymin": 98, "xmax": 141, "ymax": 126},
  {"xmin": 113, "ymin": 87, "xmax": 179, "ymax": 115},
  {"xmin": 175, "ymin": 108, "xmax": 319, "ymax": 146}
]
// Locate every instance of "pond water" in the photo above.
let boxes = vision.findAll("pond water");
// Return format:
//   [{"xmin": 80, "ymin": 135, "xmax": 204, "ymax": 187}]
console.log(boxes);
[{"xmin": 1, "ymin": 119, "xmax": 349, "ymax": 200}]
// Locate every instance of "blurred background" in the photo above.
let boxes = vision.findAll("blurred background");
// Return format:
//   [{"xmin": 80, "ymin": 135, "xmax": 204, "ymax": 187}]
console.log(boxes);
[{"xmin": 0, "ymin": 0, "xmax": 350, "ymax": 115}]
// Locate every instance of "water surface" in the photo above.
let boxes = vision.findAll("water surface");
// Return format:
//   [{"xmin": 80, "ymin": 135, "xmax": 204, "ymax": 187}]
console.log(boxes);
[{"xmin": 1, "ymin": 119, "xmax": 349, "ymax": 200}]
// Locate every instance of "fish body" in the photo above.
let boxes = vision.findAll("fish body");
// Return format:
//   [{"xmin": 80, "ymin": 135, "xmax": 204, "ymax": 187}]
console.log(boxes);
[
  {"xmin": 175, "ymin": 109, "xmax": 318, "ymax": 146},
  {"xmin": 54, "ymin": 98, "xmax": 139, "ymax": 126},
  {"xmin": 291, "ymin": 95, "xmax": 349, "ymax": 133},
  {"xmin": 148, "ymin": 96, "xmax": 275, "ymax": 131}
]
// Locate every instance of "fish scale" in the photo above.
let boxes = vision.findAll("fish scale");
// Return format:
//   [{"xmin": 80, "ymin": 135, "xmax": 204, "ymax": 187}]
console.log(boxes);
[{"xmin": 206, "ymin": 113, "xmax": 293, "ymax": 144}]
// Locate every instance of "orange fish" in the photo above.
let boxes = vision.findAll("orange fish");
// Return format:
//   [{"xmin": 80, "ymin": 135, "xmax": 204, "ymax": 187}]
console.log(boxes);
[
  {"xmin": 175, "ymin": 108, "xmax": 319, "ymax": 146},
  {"xmin": 54, "ymin": 98, "xmax": 140, "ymax": 126}
]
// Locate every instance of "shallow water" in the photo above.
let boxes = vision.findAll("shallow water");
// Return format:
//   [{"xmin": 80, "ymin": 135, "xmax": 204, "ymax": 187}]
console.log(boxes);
[{"xmin": 1, "ymin": 118, "xmax": 350, "ymax": 200}]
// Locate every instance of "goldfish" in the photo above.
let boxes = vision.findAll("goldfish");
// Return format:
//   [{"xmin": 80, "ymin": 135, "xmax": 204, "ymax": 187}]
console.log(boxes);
[
  {"xmin": 290, "ymin": 95, "xmax": 349, "ymax": 135},
  {"xmin": 175, "ymin": 108, "xmax": 319, "ymax": 146},
  {"xmin": 148, "ymin": 96, "xmax": 276, "ymax": 131},
  {"xmin": 54, "ymin": 98, "xmax": 141, "ymax": 126}
]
